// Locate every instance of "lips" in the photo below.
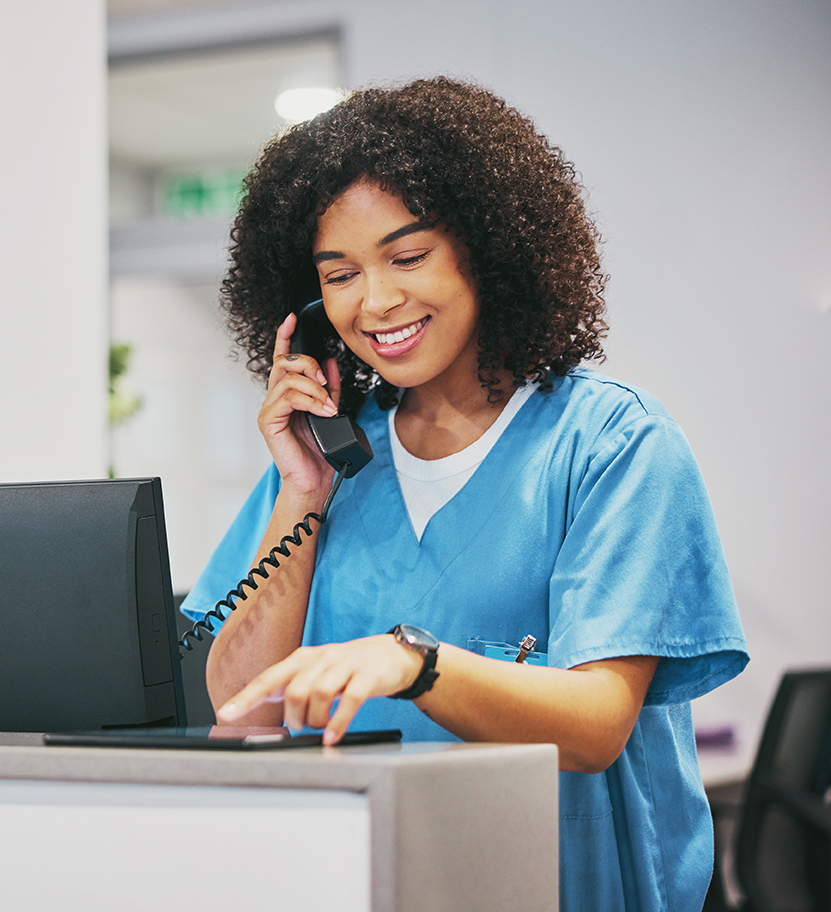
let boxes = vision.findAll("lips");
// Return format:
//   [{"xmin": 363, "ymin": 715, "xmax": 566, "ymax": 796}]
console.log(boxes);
[{"xmin": 366, "ymin": 317, "xmax": 430, "ymax": 358}]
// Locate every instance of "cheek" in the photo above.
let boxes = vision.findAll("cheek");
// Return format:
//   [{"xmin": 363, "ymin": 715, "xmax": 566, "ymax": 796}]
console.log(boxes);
[
  {"xmin": 450, "ymin": 282, "xmax": 481, "ymax": 329},
  {"xmin": 322, "ymin": 297, "xmax": 352, "ymax": 337},
  {"xmin": 324, "ymin": 300, "xmax": 367, "ymax": 359}
]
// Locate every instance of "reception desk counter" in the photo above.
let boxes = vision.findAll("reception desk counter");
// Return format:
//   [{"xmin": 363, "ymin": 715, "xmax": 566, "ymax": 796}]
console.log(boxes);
[{"xmin": 0, "ymin": 734, "xmax": 558, "ymax": 911}]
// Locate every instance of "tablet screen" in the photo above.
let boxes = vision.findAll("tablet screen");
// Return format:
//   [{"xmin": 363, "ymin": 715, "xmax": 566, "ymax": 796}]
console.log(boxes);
[{"xmin": 43, "ymin": 727, "xmax": 402, "ymax": 750}]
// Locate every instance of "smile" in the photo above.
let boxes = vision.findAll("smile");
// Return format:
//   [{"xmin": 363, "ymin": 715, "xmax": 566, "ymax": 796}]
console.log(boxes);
[
  {"xmin": 365, "ymin": 317, "xmax": 430, "ymax": 358},
  {"xmin": 372, "ymin": 318, "xmax": 427, "ymax": 344}
]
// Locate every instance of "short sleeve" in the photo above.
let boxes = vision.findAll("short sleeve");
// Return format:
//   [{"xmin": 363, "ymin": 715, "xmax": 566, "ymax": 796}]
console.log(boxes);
[
  {"xmin": 179, "ymin": 465, "xmax": 281, "ymax": 627},
  {"xmin": 547, "ymin": 415, "xmax": 748, "ymax": 704}
]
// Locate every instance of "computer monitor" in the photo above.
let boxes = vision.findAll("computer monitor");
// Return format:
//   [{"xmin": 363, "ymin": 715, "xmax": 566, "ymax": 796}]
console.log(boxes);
[{"xmin": 0, "ymin": 477, "xmax": 186, "ymax": 731}]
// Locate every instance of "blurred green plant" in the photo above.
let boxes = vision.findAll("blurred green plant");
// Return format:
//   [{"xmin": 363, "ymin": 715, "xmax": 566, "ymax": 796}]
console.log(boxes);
[
  {"xmin": 108, "ymin": 343, "xmax": 143, "ymax": 479},
  {"xmin": 109, "ymin": 343, "xmax": 143, "ymax": 426}
]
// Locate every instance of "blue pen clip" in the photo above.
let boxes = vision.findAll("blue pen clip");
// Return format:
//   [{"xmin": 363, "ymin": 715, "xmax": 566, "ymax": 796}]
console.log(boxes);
[{"xmin": 484, "ymin": 635, "xmax": 546, "ymax": 666}]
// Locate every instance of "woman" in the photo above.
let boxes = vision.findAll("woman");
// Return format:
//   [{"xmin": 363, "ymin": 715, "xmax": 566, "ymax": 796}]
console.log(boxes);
[{"xmin": 181, "ymin": 77, "xmax": 747, "ymax": 911}]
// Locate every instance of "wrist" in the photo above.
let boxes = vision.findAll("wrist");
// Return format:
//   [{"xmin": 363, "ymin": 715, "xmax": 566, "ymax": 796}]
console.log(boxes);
[
  {"xmin": 276, "ymin": 476, "xmax": 332, "ymax": 515},
  {"xmin": 387, "ymin": 624, "xmax": 440, "ymax": 700}
]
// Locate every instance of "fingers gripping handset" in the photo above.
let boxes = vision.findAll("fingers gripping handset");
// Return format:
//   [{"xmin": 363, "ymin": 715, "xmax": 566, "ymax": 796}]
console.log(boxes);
[{"xmin": 291, "ymin": 299, "xmax": 373, "ymax": 479}]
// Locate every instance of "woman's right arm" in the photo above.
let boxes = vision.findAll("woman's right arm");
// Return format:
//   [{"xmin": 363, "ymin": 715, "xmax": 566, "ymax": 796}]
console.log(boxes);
[{"xmin": 205, "ymin": 312, "xmax": 339, "ymax": 724}]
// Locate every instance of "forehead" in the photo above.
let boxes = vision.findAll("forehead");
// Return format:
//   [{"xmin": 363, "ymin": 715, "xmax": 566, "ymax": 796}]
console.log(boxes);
[{"xmin": 313, "ymin": 179, "xmax": 416, "ymax": 248}]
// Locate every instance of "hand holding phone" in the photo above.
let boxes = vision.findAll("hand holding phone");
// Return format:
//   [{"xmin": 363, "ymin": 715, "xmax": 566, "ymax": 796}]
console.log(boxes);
[
  {"xmin": 256, "ymin": 312, "xmax": 338, "ymax": 490},
  {"xmin": 257, "ymin": 301, "xmax": 372, "ymax": 488},
  {"xmin": 289, "ymin": 300, "xmax": 373, "ymax": 479}
]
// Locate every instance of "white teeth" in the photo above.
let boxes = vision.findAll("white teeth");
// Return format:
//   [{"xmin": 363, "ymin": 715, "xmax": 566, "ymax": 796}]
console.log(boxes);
[{"xmin": 374, "ymin": 320, "xmax": 423, "ymax": 345}]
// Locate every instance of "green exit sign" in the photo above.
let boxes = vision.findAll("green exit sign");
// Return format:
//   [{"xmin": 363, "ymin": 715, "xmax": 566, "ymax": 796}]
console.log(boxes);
[{"xmin": 162, "ymin": 169, "xmax": 247, "ymax": 219}]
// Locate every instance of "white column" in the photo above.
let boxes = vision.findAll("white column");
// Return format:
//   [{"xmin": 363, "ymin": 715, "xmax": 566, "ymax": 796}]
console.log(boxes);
[{"xmin": 0, "ymin": 0, "xmax": 109, "ymax": 482}]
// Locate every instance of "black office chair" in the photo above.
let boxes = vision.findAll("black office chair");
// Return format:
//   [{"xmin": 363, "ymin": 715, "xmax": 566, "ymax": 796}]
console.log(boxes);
[{"xmin": 705, "ymin": 668, "xmax": 831, "ymax": 912}]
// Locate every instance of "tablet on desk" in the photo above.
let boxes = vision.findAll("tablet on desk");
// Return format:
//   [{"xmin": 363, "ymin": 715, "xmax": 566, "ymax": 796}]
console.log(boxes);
[{"xmin": 43, "ymin": 727, "xmax": 402, "ymax": 751}]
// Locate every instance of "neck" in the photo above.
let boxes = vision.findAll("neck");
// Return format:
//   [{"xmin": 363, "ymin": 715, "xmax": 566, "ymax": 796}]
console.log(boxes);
[{"xmin": 395, "ymin": 366, "xmax": 515, "ymax": 460}]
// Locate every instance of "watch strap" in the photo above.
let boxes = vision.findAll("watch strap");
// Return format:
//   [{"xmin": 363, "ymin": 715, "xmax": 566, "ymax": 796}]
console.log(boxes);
[{"xmin": 387, "ymin": 625, "xmax": 440, "ymax": 700}]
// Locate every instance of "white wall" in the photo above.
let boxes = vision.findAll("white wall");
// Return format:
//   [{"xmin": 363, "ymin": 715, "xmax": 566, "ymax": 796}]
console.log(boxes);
[
  {"xmin": 0, "ymin": 0, "xmax": 109, "ymax": 482},
  {"xmin": 109, "ymin": 277, "xmax": 269, "ymax": 592},
  {"xmin": 6, "ymin": 0, "xmax": 829, "ymax": 755}
]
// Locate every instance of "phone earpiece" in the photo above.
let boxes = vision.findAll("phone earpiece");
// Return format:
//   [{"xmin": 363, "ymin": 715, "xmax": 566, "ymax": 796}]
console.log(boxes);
[
  {"xmin": 292, "ymin": 299, "xmax": 373, "ymax": 479},
  {"xmin": 290, "ymin": 299, "xmax": 331, "ymax": 365}
]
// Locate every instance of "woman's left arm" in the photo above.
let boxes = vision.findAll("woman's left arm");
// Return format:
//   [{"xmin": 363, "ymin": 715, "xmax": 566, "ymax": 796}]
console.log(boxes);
[
  {"xmin": 417, "ymin": 644, "xmax": 658, "ymax": 773},
  {"xmin": 217, "ymin": 636, "xmax": 658, "ymax": 773}
]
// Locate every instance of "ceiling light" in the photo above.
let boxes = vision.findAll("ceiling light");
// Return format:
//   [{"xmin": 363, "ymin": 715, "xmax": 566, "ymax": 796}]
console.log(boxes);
[{"xmin": 274, "ymin": 87, "xmax": 341, "ymax": 123}]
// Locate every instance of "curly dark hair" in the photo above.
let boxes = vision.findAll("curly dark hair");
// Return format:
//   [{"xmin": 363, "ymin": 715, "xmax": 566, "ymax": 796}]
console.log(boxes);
[{"xmin": 221, "ymin": 76, "xmax": 608, "ymax": 415}]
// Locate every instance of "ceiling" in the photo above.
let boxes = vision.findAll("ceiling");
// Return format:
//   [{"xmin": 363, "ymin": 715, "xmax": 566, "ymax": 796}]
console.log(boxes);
[
  {"xmin": 107, "ymin": 0, "xmax": 289, "ymax": 20},
  {"xmin": 109, "ymin": 36, "xmax": 341, "ymax": 171}
]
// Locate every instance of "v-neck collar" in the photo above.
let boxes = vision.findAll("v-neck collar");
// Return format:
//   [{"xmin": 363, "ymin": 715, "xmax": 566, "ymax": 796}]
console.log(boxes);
[
  {"xmin": 348, "ymin": 383, "xmax": 555, "ymax": 556},
  {"xmin": 388, "ymin": 380, "xmax": 539, "ymax": 480}
]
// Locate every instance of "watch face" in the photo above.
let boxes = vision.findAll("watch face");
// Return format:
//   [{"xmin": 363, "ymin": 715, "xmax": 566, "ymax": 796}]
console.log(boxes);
[{"xmin": 398, "ymin": 624, "xmax": 439, "ymax": 651}]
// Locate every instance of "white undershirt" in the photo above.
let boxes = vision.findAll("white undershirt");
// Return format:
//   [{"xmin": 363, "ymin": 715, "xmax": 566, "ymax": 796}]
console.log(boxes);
[{"xmin": 389, "ymin": 382, "xmax": 539, "ymax": 540}]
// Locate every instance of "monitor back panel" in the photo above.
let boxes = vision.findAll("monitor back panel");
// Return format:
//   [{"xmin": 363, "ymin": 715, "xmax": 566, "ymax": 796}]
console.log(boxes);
[{"xmin": 0, "ymin": 478, "xmax": 185, "ymax": 731}]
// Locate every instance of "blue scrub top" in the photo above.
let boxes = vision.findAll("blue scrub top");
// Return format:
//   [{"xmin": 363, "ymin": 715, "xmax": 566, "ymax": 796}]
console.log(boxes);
[{"xmin": 183, "ymin": 368, "xmax": 748, "ymax": 912}]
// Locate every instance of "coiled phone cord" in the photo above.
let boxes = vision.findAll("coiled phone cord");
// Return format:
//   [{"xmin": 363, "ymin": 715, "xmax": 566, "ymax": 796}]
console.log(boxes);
[{"xmin": 178, "ymin": 462, "xmax": 349, "ymax": 654}]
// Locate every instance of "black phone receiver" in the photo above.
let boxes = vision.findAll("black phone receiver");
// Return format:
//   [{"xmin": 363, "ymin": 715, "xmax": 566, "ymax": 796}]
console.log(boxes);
[{"xmin": 290, "ymin": 299, "xmax": 373, "ymax": 479}]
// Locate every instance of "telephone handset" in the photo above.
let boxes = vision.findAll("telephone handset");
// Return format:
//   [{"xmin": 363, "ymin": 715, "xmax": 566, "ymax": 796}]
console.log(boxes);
[
  {"xmin": 290, "ymin": 299, "xmax": 373, "ymax": 478},
  {"xmin": 178, "ymin": 299, "xmax": 373, "ymax": 654}
]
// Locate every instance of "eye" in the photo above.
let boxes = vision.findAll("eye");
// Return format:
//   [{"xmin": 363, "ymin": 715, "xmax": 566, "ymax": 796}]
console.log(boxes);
[
  {"xmin": 322, "ymin": 270, "xmax": 358, "ymax": 286},
  {"xmin": 393, "ymin": 250, "xmax": 432, "ymax": 268}
]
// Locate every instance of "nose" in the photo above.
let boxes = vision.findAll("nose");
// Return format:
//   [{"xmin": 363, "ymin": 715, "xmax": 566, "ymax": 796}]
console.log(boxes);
[{"xmin": 362, "ymin": 270, "xmax": 405, "ymax": 318}]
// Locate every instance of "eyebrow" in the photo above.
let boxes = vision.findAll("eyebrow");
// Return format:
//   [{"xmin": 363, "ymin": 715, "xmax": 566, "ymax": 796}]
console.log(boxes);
[
  {"xmin": 312, "ymin": 220, "xmax": 432, "ymax": 265},
  {"xmin": 378, "ymin": 220, "xmax": 432, "ymax": 247}
]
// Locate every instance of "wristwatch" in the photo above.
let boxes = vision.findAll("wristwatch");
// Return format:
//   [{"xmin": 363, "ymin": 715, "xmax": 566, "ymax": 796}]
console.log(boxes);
[{"xmin": 387, "ymin": 624, "xmax": 440, "ymax": 700}]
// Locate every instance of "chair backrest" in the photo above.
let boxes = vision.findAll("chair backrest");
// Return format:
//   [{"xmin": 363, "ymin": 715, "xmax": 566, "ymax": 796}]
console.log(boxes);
[{"xmin": 736, "ymin": 668, "xmax": 831, "ymax": 912}]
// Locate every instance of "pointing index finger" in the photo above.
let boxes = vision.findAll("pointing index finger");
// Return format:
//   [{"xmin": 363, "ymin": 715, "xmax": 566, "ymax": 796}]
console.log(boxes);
[{"xmin": 217, "ymin": 662, "xmax": 293, "ymax": 722}]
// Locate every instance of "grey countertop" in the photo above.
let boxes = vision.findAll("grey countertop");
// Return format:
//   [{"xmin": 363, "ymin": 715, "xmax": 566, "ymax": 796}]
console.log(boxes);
[
  {"xmin": 0, "ymin": 733, "xmax": 561, "ymax": 911},
  {"xmin": 0, "ymin": 732, "xmax": 558, "ymax": 792}
]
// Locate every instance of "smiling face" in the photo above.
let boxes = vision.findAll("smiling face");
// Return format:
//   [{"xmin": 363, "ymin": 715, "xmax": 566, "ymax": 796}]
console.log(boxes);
[{"xmin": 312, "ymin": 179, "xmax": 482, "ymax": 397}]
